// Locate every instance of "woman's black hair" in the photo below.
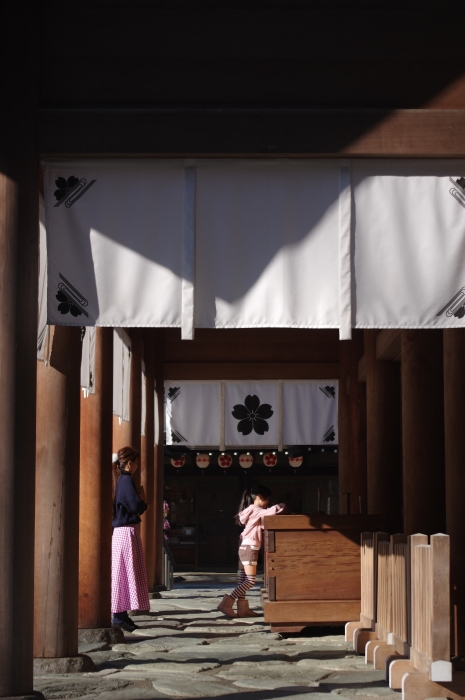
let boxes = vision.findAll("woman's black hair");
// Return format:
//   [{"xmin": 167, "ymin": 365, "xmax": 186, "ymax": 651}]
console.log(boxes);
[{"xmin": 235, "ymin": 484, "xmax": 272, "ymax": 524}]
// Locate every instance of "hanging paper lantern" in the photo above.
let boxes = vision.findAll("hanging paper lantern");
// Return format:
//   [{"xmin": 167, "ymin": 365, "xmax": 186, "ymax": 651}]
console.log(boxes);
[
  {"xmin": 218, "ymin": 452, "xmax": 232, "ymax": 469},
  {"xmin": 263, "ymin": 452, "xmax": 277, "ymax": 468},
  {"xmin": 288, "ymin": 454, "xmax": 303, "ymax": 469},
  {"xmin": 171, "ymin": 454, "xmax": 185, "ymax": 468},
  {"xmin": 239, "ymin": 453, "xmax": 254, "ymax": 469},
  {"xmin": 196, "ymin": 453, "xmax": 210, "ymax": 469}
]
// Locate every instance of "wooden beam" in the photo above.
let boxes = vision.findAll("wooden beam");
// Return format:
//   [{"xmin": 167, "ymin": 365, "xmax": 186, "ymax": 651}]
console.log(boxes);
[
  {"xmin": 163, "ymin": 362, "xmax": 339, "ymax": 380},
  {"xmin": 358, "ymin": 354, "xmax": 366, "ymax": 382},
  {"xmin": 38, "ymin": 108, "xmax": 465, "ymax": 157},
  {"xmin": 376, "ymin": 330, "xmax": 402, "ymax": 361}
]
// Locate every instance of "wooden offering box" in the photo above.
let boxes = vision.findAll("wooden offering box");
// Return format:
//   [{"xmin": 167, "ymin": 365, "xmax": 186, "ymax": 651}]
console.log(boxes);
[{"xmin": 261, "ymin": 514, "xmax": 384, "ymax": 633}]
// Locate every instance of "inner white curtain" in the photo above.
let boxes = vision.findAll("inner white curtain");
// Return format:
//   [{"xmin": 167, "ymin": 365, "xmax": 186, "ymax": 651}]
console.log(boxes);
[
  {"xmin": 165, "ymin": 379, "xmax": 338, "ymax": 448},
  {"xmin": 282, "ymin": 381, "xmax": 338, "ymax": 446},
  {"xmin": 165, "ymin": 380, "xmax": 221, "ymax": 447},
  {"xmin": 42, "ymin": 158, "xmax": 465, "ymax": 338}
]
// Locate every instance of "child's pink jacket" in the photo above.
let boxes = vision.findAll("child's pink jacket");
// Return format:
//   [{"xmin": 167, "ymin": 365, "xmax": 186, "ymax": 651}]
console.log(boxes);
[{"xmin": 239, "ymin": 503, "xmax": 286, "ymax": 548}]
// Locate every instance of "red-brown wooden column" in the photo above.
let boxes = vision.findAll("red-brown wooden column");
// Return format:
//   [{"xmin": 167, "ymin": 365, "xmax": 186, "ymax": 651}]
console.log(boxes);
[
  {"xmin": 365, "ymin": 330, "xmax": 402, "ymax": 532},
  {"xmin": 338, "ymin": 341, "xmax": 351, "ymax": 513},
  {"xmin": 0, "ymin": 9, "xmax": 41, "ymax": 691},
  {"xmin": 34, "ymin": 326, "xmax": 94, "ymax": 673},
  {"xmin": 338, "ymin": 332, "xmax": 367, "ymax": 514},
  {"xmin": 154, "ymin": 330, "xmax": 165, "ymax": 585},
  {"xmin": 401, "ymin": 330, "xmax": 446, "ymax": 535},
  {"xmin": 443, "ymin": 329, "xmax": 465, "ymax": 656},
  {"xmin": 130, "ymin": 329, "xmax": 142, "ymax": 461},
  {"xmin": 140, "ymin": 332, "xmax": 156, "ymax": 591},
  {"xmin": 78, "ymin": 328, "xmax": 123, "ymax": 644}
]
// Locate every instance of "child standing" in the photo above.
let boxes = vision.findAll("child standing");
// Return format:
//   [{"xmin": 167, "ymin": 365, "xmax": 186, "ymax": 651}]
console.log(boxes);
[{"xmin": 217, "ymin": 484, "xmax": 287, "ymax": 618}]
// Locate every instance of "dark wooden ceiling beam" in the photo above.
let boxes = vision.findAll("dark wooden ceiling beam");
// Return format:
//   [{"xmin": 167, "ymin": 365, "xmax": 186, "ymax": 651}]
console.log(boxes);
[
  {"xmin": 164, "ymin": 362, "xmax": 339, "ymax": 380},
  {"xmin": 38, "ymin": 108, "xmax": 465, "ymax": 157}
]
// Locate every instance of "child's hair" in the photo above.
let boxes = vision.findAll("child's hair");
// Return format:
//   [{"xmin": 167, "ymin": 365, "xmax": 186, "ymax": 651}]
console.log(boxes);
[{"xmin": 235, "ymin": 484, "xmax": 272, "ymax": 524}]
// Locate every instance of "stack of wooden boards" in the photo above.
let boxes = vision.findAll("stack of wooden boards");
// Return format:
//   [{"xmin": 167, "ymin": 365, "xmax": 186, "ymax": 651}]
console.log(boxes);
[
  {"xmin": 260, "ymin": 514, "xmax": 384, "ymax": 633},
  {"xmin": 346, "ymin": 531, "xmax": 465, "ymax": 700}
]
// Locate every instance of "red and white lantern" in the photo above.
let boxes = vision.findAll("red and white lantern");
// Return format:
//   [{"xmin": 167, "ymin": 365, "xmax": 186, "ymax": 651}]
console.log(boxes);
[
  {"xmin": 196, "ymin": 453, "xmax": 210, "ymax": 469},
  {"xmin": 239, "ymin": 453, "xmax": 253, "ymax": 469},
  {"xmin": 218, "ymin": 453, "xmax": 232, "ymax": 469},
  {"xmin": 171, "ymin": 454, "xmax": 185, "ymax": 468},
  {"xmin": 288, "ymin": 455, "xmax": 303, "ymax": 469},
  {"xmin": 263, "ymin": 452, "xmax": 277, "ymax": 468}
]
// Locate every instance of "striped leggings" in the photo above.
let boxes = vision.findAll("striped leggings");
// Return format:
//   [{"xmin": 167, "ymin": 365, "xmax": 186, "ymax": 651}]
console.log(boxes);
[{"xmin": 230, "ymin": 569, "xmax": 256, "ymax": 600}]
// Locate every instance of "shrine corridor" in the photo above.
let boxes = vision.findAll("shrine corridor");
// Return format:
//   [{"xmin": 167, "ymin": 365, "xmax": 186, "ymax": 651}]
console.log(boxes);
[{"xmin": 34, "ymin": 581, "xmax": 399, "ymax": 700}]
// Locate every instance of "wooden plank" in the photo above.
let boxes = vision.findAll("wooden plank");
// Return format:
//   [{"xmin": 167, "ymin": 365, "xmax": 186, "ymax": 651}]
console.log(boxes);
[
  {"xmin": 373, "ymin": 643, "xmax": 396, "ymax": 670},
  {"xmin": 345, "ymin": 620, "xmax": 366, "ymax": 643},
  {"xmin": 389, "ymin": 658, "xmax": 417, "ymax": 690},
  {"xmin": 38, "ymin": 108, "xmax": 465, "ymax": 157},
  {"xmin": 164, "ymin": 362, "xmax": 339, "ymax": 380},
  {"xmin": 354, "ymin": 629, "xmax": 378, "ymax": 654},
  {"xmin": 272, "ymin": 529, "xmax": 361, "ymax": 601},
  {"xmin": 263, "ymin": 599, "xmax": 360, "ymax": 623},
  {"xmin": 402, "ymin": 671, "xmax": 465, "ymax": 700},
  {"xmin": 430, "ymin": 534, "xmax": 450, "ymax": 664},
  {"xmin": 265, "ymin": 530, "xmax": 275, "ymax": 553},
  {"xmin": 268, "ymin": 576, "xmax": 276, "ymax": 602},
  {"xmin": 262, "ymin": 514, "xmax": 385, "ymax": 531},
  {"xmin": 376, "ymin": 330, "xmax": 402, "ymax": 361},
  {"xmin": 358, "ymin": 355, "xmax": 366, "ymax": 382}
]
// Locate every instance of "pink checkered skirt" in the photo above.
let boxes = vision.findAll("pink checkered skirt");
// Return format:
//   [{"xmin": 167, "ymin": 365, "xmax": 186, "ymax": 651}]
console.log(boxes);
[{"xmin": 111, "ymin": 524, "xmax": 150, "ymax": 614}]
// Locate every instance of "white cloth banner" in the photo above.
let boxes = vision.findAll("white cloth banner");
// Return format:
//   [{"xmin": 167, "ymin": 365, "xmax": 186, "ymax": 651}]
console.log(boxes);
[
  {"xmin": 194, "ymin": 160, "xmax": 341, "ymax": 331},
  {"xmin": 113, "ymin": 329, "xmax": 131, "ymax": 420},
  {"xmin": 44, "ymin": 160, "xmax": 184, "ymax": 328},
  {"xmin": 154, "ymin": 388, "xmax": 159, "ymax": 445},
  {"xmin": 224, "ymin": 382, "xmax": 279, "ymax": 447},
  {"xmin": 80, "ymin": 326, "xmax": 96, "ymax": 394},
  {"xmin": 353, "ymin": 160, "xmax": 465, "ymax": 330},
  {"xmin": 141, "ymin": 359, "xmax": 146, "ymax": 436},
  {"xmin": 165, "ymin": 381, "xmax": 221, "ymax": 447},
  {"xmin": 43, "ymin": 158, "xmax": 465, "ymax": 335},
  {"xmin": 37, "ymin": 202, "xmax": 48, "ymax": 360},
  {"xmin": 282, "ymin": 381, "xmax": 338, "ymax": 446}
]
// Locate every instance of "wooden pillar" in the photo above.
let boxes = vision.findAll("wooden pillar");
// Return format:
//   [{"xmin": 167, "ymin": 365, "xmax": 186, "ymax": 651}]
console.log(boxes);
[
  {"xmin": 338, "ymin": 341, "xmax": 351, "ymax": 513},
  {"xmin": 0, "ymin": 9, "xmax": 40, "ymax": 691},
  {"xmin": 365, "ymin": 330, "xmax": 402, "ymax": 532},
  {"xmin": 443, "ymin": 329, "xmax": 465, "ymax": 656},
  {"xmin": 78, "ymin": 328, "xmax": 122, "ymax": 643},
  {"xmin": 338, "ymin": 332, "xmax": 367, "ymax": 514},
  {"xmin": 140, "ymin": 331, "xmax": 156, "ymax": 591},
  {"xmin": 130, "ymin": 329, "xmax": 142, "ymax": 460},
  {"xmin": 34, "ymin": 326, "xmax": 93, "ymax": 672},
  {"xmin": 401, "ymin": 330, "xmax": 446, "ymax": 535},
  {"xmin": 349, "ymin": 330, "xmax": 367, "ymax": 514},
  {"xmin": 154, "ymin": 330, "xmax": 165, "ymax": 585}
]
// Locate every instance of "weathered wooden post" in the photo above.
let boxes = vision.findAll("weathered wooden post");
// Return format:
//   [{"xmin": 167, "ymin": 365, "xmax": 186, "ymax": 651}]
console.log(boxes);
[
  {"xmin": 78, "ymin": 327, "xmax": 123, "ymax": 644},
  {"xmin": 401, "ymin": 330, "xmax": 446, "ymax": 535},
  {"xmin": 34, "ymin": 326, "xmax": 94, "ymax": 672}
]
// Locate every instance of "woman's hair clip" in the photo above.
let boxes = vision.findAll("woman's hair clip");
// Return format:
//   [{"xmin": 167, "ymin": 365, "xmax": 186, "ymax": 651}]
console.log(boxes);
[{"xmin": 112, "ymin": 453, "xmax": 119, "ymax": 464}]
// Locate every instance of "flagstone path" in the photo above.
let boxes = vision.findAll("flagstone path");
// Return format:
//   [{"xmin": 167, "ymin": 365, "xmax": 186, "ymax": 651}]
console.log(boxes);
[{"xmin": 34, "ymin": 583, "xmax": 400, "ymax": 700}]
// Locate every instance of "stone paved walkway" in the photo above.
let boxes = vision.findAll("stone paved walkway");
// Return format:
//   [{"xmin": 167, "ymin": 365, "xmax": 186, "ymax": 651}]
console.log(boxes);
[{"xmin": 34, "ymin": 583, "xmax": 400, "ymax": 700}]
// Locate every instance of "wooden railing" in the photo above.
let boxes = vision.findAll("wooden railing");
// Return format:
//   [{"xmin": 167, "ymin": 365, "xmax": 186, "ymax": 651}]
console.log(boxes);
[{"xmin": 351, "ymin": 532, "xmax": 465, "ymax": 700}]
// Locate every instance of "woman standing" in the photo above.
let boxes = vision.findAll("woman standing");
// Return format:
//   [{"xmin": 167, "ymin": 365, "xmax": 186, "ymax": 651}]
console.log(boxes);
[{"xmin": 111, "ymin": 446, "xmax": 150, "ymax": 632}]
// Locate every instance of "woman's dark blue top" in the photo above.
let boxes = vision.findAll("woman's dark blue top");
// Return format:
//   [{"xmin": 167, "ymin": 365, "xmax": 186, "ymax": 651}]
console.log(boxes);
[{"xmin": 112, "ymin": 473, "xmax": 147, "ymax": 528}]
